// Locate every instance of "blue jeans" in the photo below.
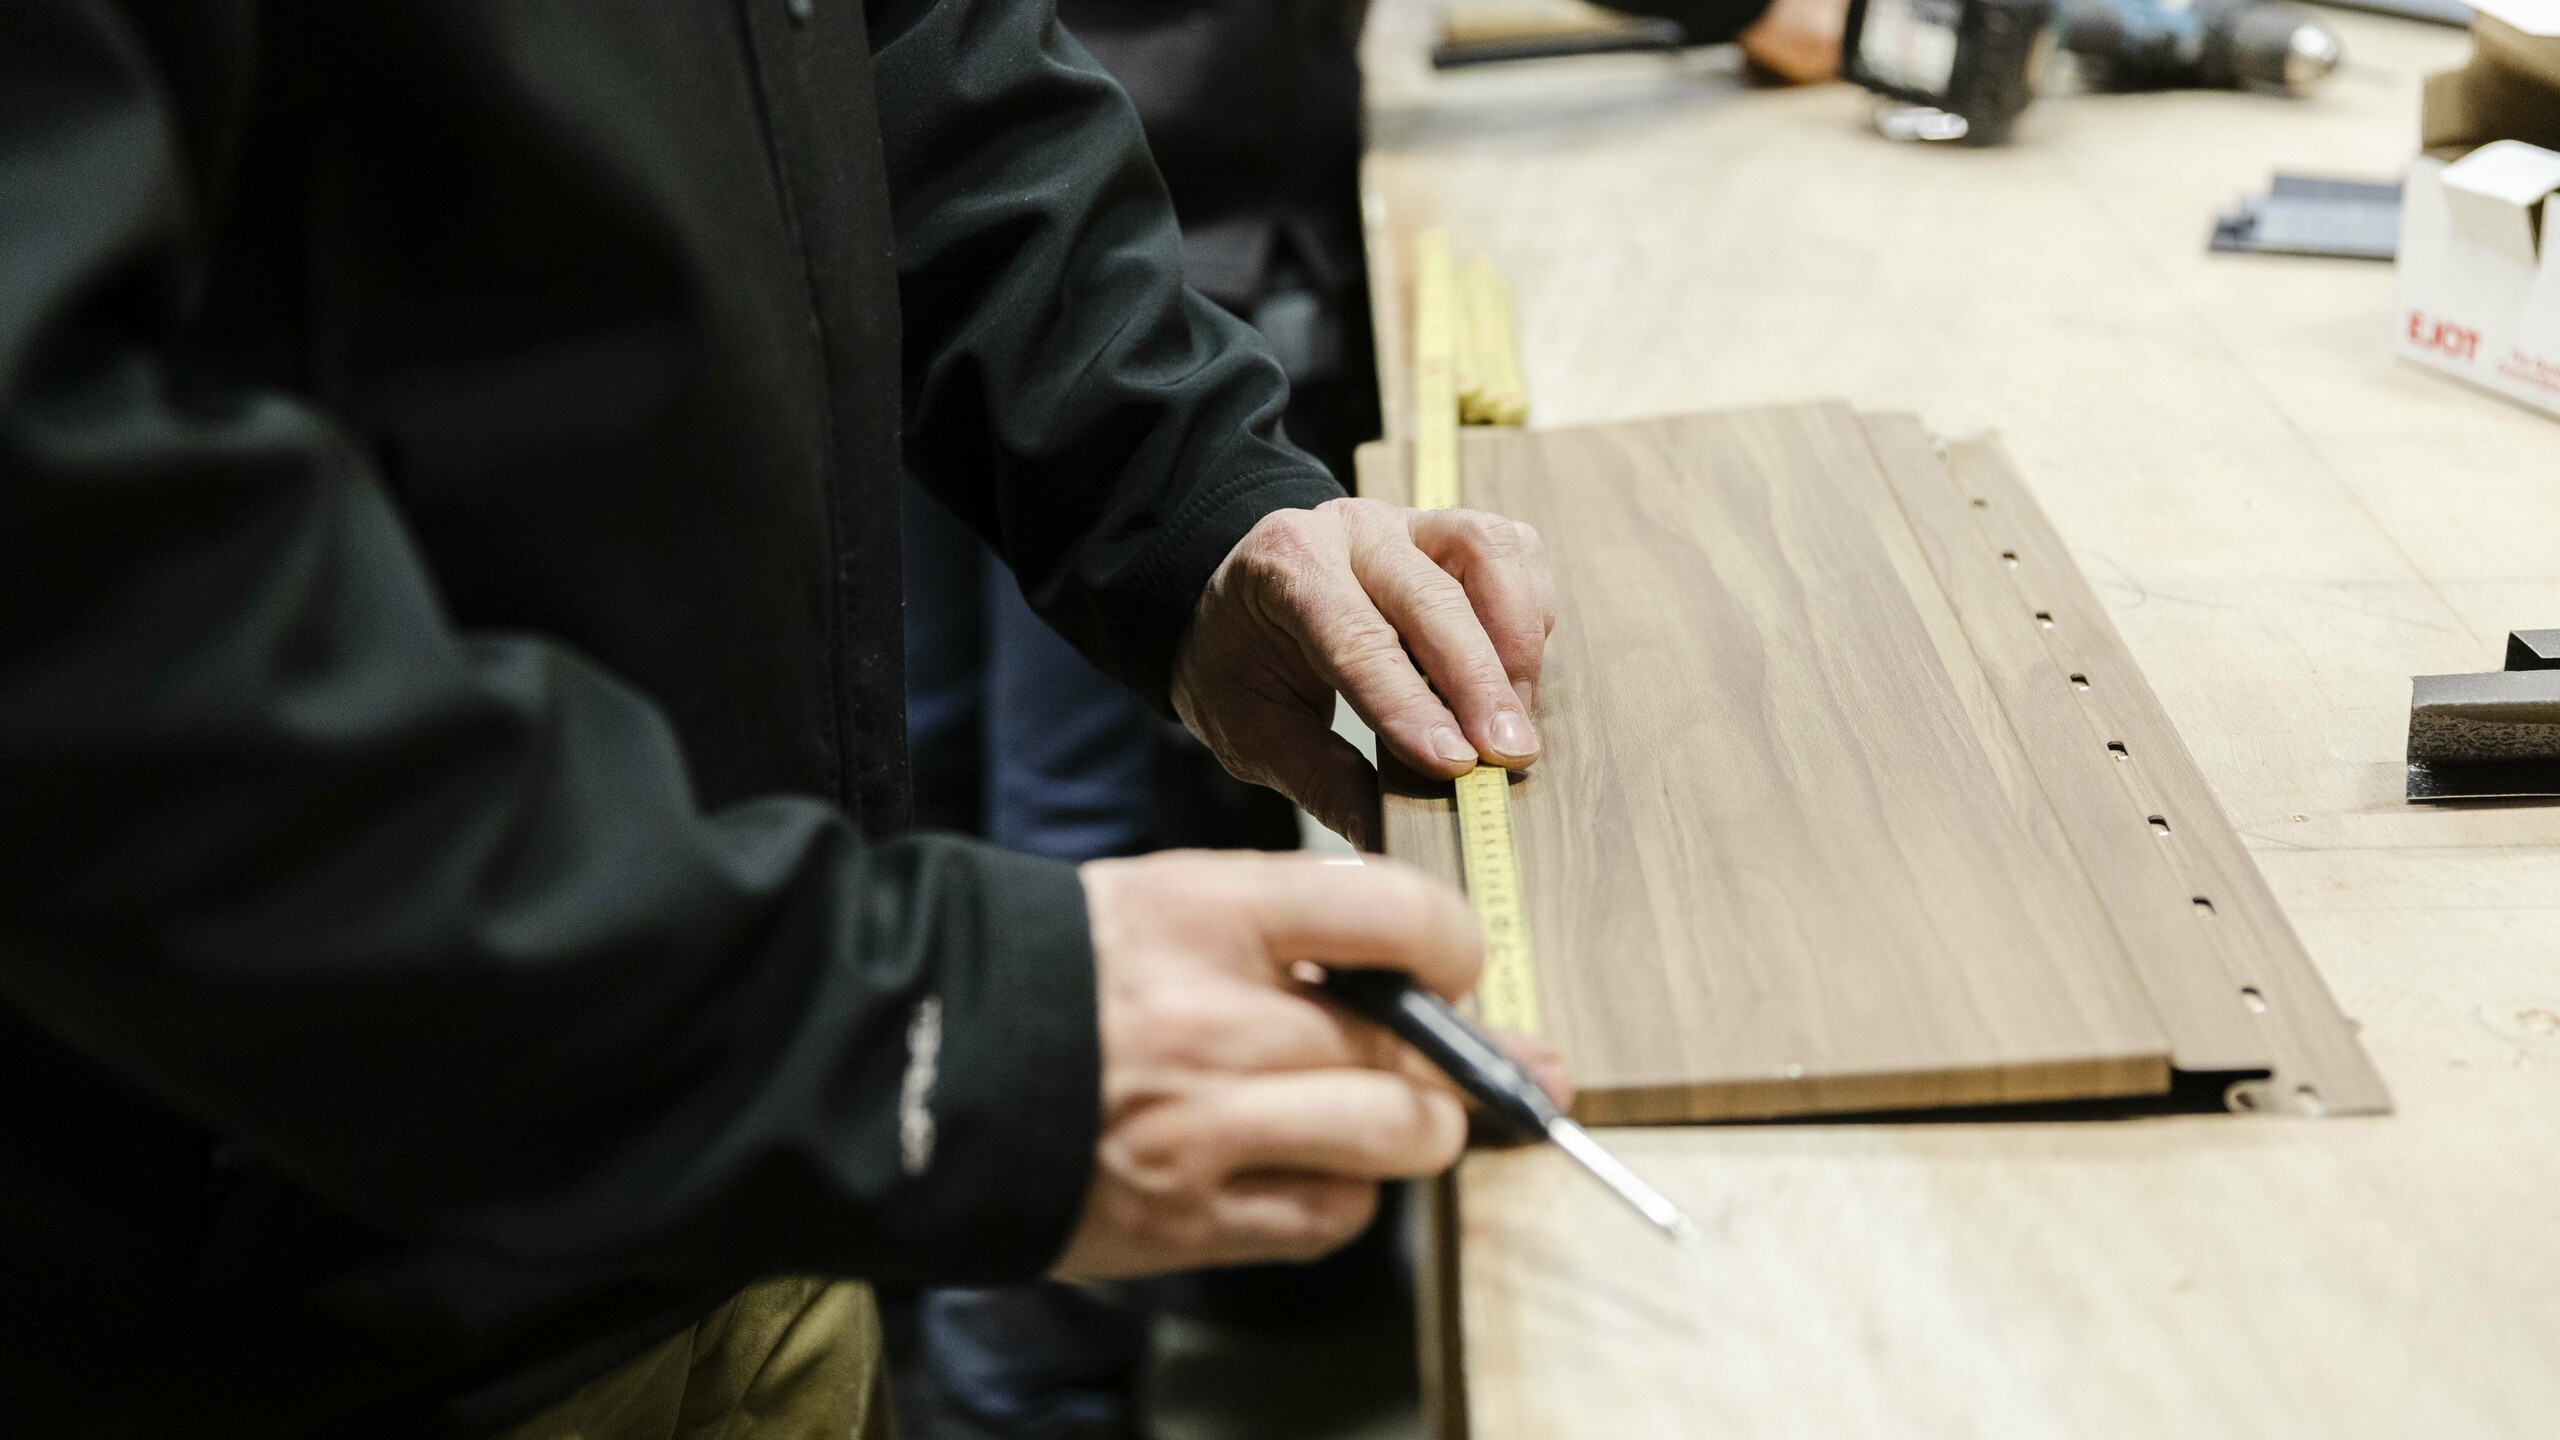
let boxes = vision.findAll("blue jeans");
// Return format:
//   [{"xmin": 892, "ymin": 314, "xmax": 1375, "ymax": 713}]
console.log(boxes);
[
  {"xmin": 900, "ymin": 481, "xmax": 1160, "ymax": 862},
  {"xmin": 897, "ymin": 483, "xmax": 1157, "ymax": 1439},
  {"xmin": 894, "ymin": 486, "xmax": 1396, "ymax": 1440},
  {"xmin": 895, "ymin": 1283, "xmax": 1150, "ymax": 1440}
]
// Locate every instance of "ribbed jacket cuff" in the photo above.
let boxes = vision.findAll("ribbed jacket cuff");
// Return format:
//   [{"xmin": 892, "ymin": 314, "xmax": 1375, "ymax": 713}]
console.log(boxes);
[
  {"xmin": 889, "ymin": 843, "xmax": 1101, "ymax": 1282},
  {"xmin": 1114, "ymin": 461, "xmax": 1346, "ymax": 713}
]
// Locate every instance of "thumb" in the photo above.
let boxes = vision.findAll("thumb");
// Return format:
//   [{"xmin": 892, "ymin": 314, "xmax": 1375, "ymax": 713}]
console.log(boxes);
[{"xmin": 1217, "ymin": 697, "xmax": 1381, "ymax": 851}]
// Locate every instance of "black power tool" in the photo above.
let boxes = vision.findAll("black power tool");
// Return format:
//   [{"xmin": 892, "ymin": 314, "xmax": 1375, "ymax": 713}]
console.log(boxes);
[{"xmin": 1840, "ymin": 0, "xmax": 2342, "ymax": 145}]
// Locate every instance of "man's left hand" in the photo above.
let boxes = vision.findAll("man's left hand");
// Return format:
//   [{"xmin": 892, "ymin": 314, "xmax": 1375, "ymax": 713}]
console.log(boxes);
[{"xmin": 1171, "ymin": 497, "xmax": 1554, "ymax": 848}]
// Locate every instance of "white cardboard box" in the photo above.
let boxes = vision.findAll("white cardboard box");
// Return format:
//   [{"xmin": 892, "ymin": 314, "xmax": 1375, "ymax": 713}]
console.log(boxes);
[
  {"xmin": 2459, "ymin": 0, "xmax": 2560, "ymax": 33},
  {"xmin": 2391, "ymin": 0, "xmax": 2560, "ymax": 417},
  {"xmin": 2395, "ymin": 139, "xmax": 2560, "ymax": 417}
]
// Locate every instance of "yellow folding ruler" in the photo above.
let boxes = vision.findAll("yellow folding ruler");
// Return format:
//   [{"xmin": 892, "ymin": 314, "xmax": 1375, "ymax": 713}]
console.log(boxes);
[{"xmin": 1409, "ymin": 230, "xmax": 1541, "ymax": 1035}]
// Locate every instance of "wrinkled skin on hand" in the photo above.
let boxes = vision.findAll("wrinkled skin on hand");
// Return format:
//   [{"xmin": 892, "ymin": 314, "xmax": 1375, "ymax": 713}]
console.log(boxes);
[
  {"xmin": 1171, "ymin": 497, "xmax": 1555, "ymax": 849},
  {"xmin": 1055, "ymin": 852, "xmax": 1569, "ymax": 1279}
]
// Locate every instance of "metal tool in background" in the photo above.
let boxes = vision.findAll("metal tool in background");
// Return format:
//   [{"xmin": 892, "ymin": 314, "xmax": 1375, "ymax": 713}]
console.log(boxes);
[
  {"xmin": 1844, "ymin": 0, "xmax": 2055, "ymax": 144},
  {"xmin": 1841, "ymin": 0, "xmax": 2343, "ymax": 145},
  {"xmin": 1428, "ymin": 0, "xmax": 1692, "ymax": 68},
  {"xmin": 2311, "ymin": 0, "xmax": 2469, "ymax": 26},
  {"xmin": 1433, "ymin": 16, "xmax": 1688, "ymax": 67},
  {"xmin": 1316, "ymin": 966, "xmax": 1705, "ymax": 1245},
  {"xmin": 2211, "ymin": 174, "xmax": 2403, "ymax": 260},
  {"xmin": 2408, "ymin": 629, "xmax": 2560, "ymax": 802},
  {"xmin": 2063, "ymin": 0, "xmax": 2343, "ymax": 90}
]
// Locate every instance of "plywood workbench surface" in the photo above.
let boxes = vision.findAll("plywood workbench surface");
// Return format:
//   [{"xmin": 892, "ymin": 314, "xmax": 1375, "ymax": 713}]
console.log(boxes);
[{"xmin": 1358, "ymin": 4, "xmax": 2560, "ymax": 1435}]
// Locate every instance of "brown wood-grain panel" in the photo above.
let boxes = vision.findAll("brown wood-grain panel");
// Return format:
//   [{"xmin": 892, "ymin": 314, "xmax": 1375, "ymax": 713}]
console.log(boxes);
[
  {"xmin": 1861, "ymin": 414, "xmax": 2277, "ymax": 1079},
  {"xmin": 1407, "ymin": 1173, "xmax": 1469, "ymax": 1440},
  {"xmin": 1369, "ymin": 406, "xmax": 2173, "ymax": 1123},
  {"xmin": 1940, "ymin": 437, "xmax": 2392, "ymax": 1117}
]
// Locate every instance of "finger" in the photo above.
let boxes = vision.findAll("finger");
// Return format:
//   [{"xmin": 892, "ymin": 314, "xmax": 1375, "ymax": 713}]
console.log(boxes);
[
  {"xmin": 1247, "ymin": 514, "xmax": 1479, "ymax": 780},
  {"xmin": 1490, "ymin": 1027, "xmax": 1575, "ymax": 1110},
  {"xmin": 1136, "ymin": 978, "xmax": 1382, "ymax": 1071},
  {"xmin": 1347, "ymin": 1014, "xmax": 1571, "ymax": 1117},
  {"xmin": 1205, "ymin": 1069, "xmax": 1468, "ymax": 1180},
  {"xmin": 1408, "ymin": 508, "xmax": 1554, "ymax": 720},
  {"xmin": 1241, "ymin": 854, "xmax": 1482, "ymax": 1000},
  {"xmin": 1207, "ymin": 697, "xmax": 1381, "ymax": 851},
  {"xmin": 1208, "ymin": 1175, "xmax": 1379, "ymax": 1265},
  {"xmin": 1127, "ymin": 980, "xmax": 1407, "ymax": 1077},
  {"xmin": 1344, "ymin": 516, "xmax": 1538, "ymax": 768}
]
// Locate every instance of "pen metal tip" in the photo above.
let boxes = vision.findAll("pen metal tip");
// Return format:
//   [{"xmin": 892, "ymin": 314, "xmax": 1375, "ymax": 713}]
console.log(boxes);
[{"xmin": 1543, "ymin": 1118, "xmax": 1705, "ymax": 1247}]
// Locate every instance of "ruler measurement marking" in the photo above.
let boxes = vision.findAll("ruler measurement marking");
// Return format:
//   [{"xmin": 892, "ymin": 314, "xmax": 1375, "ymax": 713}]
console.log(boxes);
[{"xmin": 1412, "ymin": 231, "xmax": 1541, "ymax": 1036}]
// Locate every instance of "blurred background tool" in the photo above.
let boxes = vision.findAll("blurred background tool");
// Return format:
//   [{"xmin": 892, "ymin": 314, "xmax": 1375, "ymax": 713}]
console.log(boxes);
[
  {"xmin": 1842, "ymin": 0, "xmax": 2341, "ymax": 144},
  {"xmin": 2315, "ymin": 0, "xmax": 2470, "ymax": 25},
  {"xmin": 2509, "ymin": 630, "xmax": 2560, "ymax": 670},
  {"xmin": 2211, "ymin": 174, "xmax": 2403, "ymax": 259},
  {"xmin": 1843, "ymin": 0, "xmax": 2052, "ymax": 143},
  {"xmin": 1434, "ymin": 16, "xmax": 1689, "ymax": 63},
  {"xmin": 1433, "ymin": 0, "xmax": 1687, "ymax": 65},
  {"xmin": 1434, "ymin": 0, "xmax": 1878, "ymax": 79},
  {"xmin": 2407, "ymin": 630, "xmax": 2560, "ymax": 801},
  {"xmin": 1315, "ymin": 968, "xmax": 1703, "ymax": 1245},
  {"xmin": 2062, "ymin": 0, "xmax": 2343, "ymax": 90}
]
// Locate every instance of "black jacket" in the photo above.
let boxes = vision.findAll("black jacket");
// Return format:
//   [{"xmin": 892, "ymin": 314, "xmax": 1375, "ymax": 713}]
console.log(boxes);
[
  {"xmin": 0, "ymin": 0, "xmax": 1338, "ymax": 1434},
  {"xmin": 1063, "ymin": 0, "xmax": 1772, "ymax": 318},
  {"xmin": 1055, "ymin": 0, "xmax": 1772, "ymax": 478}
]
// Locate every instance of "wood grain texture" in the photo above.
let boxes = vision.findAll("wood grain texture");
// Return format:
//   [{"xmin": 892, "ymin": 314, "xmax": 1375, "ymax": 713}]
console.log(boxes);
[
  {"xmin": 1406, "ymin": 1173, "xmax": 1469, "ymax": 1440},
  {"xmin": 1456, "ymin": 1111, "xmax": 2560, "ymax": 1440},
  {"xmin": 1860, "ymin": 415, "xmax": 2283, "ymax": 1082},
  {"xmin": 1939, "ymin": 436, "xmax": 2394, "ymax": 1117},
  {"xmin": 1363, "ymin": 2, "xmax": 2560, "ymax": 1433},
  {"xmin": 1371, "ymin": 406, "xmax": 2177, "ymax": 1124}
]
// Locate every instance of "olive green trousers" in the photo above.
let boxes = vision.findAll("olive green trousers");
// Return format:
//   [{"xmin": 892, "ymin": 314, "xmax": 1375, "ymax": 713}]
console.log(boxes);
[{"xmin": 501, "ymin": 1278, "xmax": 888, "ymax": 1440}]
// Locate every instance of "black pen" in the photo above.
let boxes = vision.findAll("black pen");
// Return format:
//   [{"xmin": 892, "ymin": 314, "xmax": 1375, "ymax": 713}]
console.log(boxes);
[{"xmin": 1317, "ymin": 966, "xmax": 1703, "ymax": 1246}]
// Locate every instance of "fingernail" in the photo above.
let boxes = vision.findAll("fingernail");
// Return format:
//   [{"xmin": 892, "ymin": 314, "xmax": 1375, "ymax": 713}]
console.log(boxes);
[
  {"xmin": 1429, "ymin": 725, "xmax": 1477, "ymax": 766},
  {"xmin": 1489, "ymin": 710, "xmax": 1537, "ymax": 758}
]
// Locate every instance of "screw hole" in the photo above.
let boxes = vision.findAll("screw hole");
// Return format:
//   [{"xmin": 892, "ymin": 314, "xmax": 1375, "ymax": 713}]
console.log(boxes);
[
  {"xmin": 2070, "ymin": 673, "xmax": 2090, "ymax": 690},
  {"xmin": 2001, "ymin": 550, "xmax": 2020, "ymax": 568},
  {"xmin": 2231, "ymin": 1087, "xmax": 2261, "ymax": 1112},
  {"xmin": 2296, "ymin": 1085, "xmax": 2326, "ymax": 1117},
  {"xmin": 2034, "ymin": 611, "xmax": 2054, "ymax": 628},
  {"xmin": 2148, "ymin": 814, "xmax": 2172, "ymax": 835},
  {"xmin": 2192, "ymin": 896, "xmax": 2216, "ymax": 916},
  {"xmin": 2239, "ymin": 985, "xmax": 2266, "ymax": 1012},
  {"xmin": 2107, "ymin": 741, "xmax": 2130, "ymax": 759},
  {"xmin": 1970, "ymin": 497, "xmax": 1989, "ymax": 509}
]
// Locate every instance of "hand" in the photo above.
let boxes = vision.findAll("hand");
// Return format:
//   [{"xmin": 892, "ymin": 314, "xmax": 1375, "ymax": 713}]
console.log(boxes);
[
  {"xmin": 1740, "ymin": 0, "xmax": 1853, "ymax": 83},
  {"xmin": 1055, "ymin": 851, "xmax": 1559, "ymax": 1278},
  {"xmin": 1172, "ymin": 498, "xmax": 1555, "ymax": 849},
  {"xmin": 1487, "ymin": 1027, "xmax": 1573, "ymax": 1127}
]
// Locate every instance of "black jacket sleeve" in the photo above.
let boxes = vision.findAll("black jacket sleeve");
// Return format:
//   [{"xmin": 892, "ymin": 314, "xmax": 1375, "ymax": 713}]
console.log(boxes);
[
  {"xmin": 0, "ymin": 0, "xmax": 1094, "ymax": 1289},
  {"xmin": 869, "ymin": 0, "xmax": 1348, "ymax": 706}
]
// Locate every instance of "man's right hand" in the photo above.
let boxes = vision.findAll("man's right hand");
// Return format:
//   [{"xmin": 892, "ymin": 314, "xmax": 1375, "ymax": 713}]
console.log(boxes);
[{"xmin": 1054, "ymin": 851, "xmax": 1507, "ymax": 1278}]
